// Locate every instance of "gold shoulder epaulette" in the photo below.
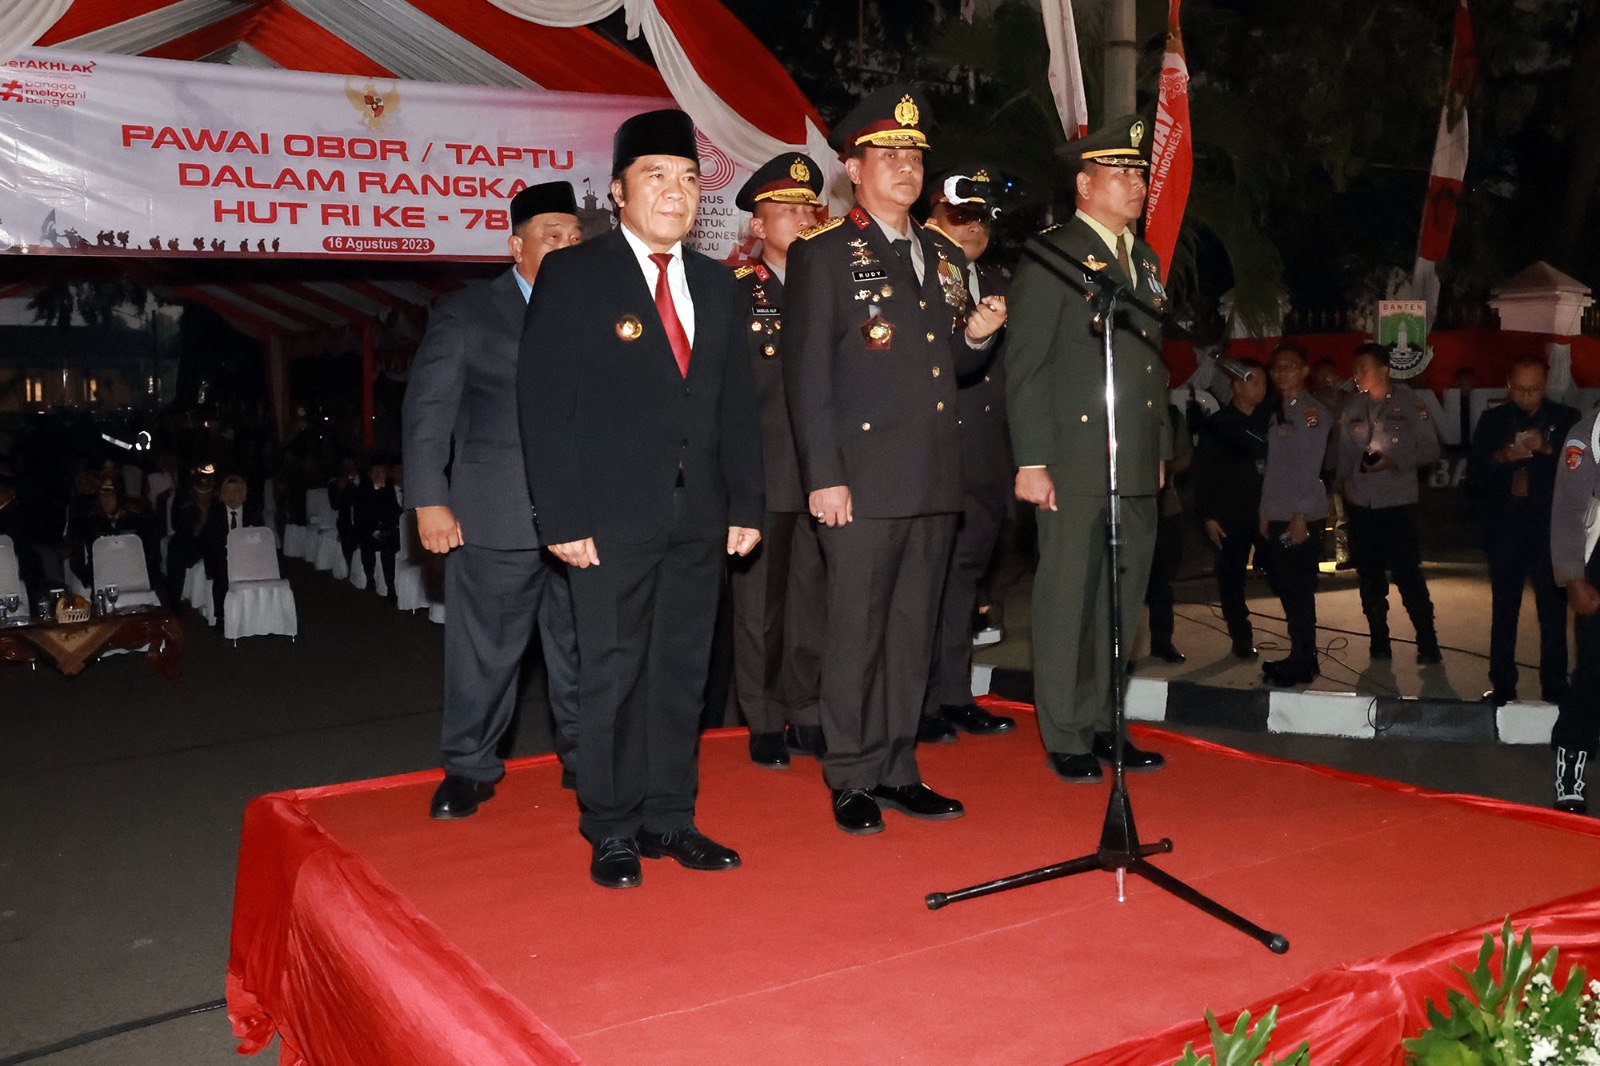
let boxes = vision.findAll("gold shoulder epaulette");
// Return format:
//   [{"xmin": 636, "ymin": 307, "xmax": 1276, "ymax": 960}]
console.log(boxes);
[
  {"xmin": 798, "ymin": 216, "xmax": 845, "ymax": 240},
  {"xmin": 1037, "ymin": 223, "xmax": 1063, "ymax": 236},
  {"xmin": 733, "ymin": 265, "xmax": 756, "ymax": 279},
  {"xmin": 922, "ymin": 221, "xmax": 956, "ymax": 245}
]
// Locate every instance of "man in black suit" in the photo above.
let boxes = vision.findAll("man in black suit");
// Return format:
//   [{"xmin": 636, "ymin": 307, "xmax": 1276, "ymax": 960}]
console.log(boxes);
[
  {"xmin": 402, "ymin": 181, "xmax": 584, "ymax": 820},
  {"xmin": 919, "ymin": 164, "xmax": 1017, "ymax": 744},
  {"xmin": 519, "ymin": 111, "xmax": 765, "ymax": 889},
  {"xmin": 1467, "ymin": 356, "xmax": 1579, "ymax": 705},
  {"xmin": 201, "ymin": 474, "xmax": 263, "ymax": 627},
  {"xmin": 784, "ymin": 85, "xmax": 1007, "ymax": 836},
  {"xmin": 728, "ymin": 153, "xmax": 829, "ymax": 769},
  {"xmin": 353, "ymin": 456, "xmax": 403, "ymax": 600}
]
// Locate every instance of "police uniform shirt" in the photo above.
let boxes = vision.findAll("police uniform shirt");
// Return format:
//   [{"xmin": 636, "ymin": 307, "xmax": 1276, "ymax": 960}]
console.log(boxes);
[
  {"xmin": 1334, "ymin": 383, "xmax": 1442, "ymax": 508},
  {"xmin": 1261, "ymin": 388, "xmax": 1332, "ymax": 522},
  {"xmin": 1551, "ymin": 408, "xmax": 1600, "ymax": 586}
]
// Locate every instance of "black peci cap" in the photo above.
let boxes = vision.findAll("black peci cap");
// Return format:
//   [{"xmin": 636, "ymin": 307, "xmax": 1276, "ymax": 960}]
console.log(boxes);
[
  {"xmin": 509, "ymin": 181, "xmax": 579, "ymax": 228},
  {"xmin": 735, "ymin": 153, "xmax": 824, "ymax": 212},
  {"xmin": 613, "ymin": 109, "xmax": 699, "ymax": 175}
]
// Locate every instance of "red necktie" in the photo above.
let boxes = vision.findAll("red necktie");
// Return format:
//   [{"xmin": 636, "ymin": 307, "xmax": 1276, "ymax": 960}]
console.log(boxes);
[{"xmin": 649, "ymin": 252, "xmax": 692, "ymax": 378}]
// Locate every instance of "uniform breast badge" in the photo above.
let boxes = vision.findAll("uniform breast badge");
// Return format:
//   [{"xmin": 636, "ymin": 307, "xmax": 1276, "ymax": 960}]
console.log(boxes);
[
  {"xmin": 861, "ymin": 312, "xmax": 895, "ymax": 351},
  {"xmin": 1083, "ymin": 254, "xmax": 1107, "ymax": 272},
  {"xmin": 615, "ymin": 314, "xmax": 644, "ymax": 341},
  {"xmin": 1306, "ymin": 407, "xmax": 1320, "ymax": 428}
]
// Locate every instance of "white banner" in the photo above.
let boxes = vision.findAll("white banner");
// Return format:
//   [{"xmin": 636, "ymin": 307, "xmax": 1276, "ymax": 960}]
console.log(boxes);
[{"xmin": 0, "ymin": 48, "xmax": 758, "ymax": 262}]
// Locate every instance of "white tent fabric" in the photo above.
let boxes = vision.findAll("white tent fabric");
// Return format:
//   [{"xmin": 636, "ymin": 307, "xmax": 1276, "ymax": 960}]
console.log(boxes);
[
  {"xmin": 285, "ymin": 0, "xmax": 539, "ymax": 88},
  {"xmin": 0, "ymin": 0, "xmax": 73, "ymax": 65}
]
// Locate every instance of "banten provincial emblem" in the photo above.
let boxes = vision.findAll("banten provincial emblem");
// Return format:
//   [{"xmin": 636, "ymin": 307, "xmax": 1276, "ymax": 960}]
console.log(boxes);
[{"xmin": 615, "ymin": 314, "xmax": 644, "ymax": 341}]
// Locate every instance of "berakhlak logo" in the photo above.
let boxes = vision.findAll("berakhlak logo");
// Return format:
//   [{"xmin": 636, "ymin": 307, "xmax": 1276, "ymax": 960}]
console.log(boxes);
[
  {"xmin": 346, "ymin": 80, "xmax": 399, "ymax": 131},
  {"xmin": 0, "ymin": 80, "xmax": 23, "ymax": 103},
  {"xmin": 695, "ymin": 132, "xmax": 736, "ymax": 192}
]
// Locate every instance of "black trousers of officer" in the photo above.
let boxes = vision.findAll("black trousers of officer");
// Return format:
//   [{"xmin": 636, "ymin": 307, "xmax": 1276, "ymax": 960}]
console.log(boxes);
[
  {"xmin": 567, "ymin": 490, "xmax": 721, "ymax": 842},
  {"xmin": 927, "ymin": 487, "xmax": 1006, "ymax": 712},
  {"xmin": 1144, "ymin": 511, "xmax": 1183, "ymax": 651},
  {"xmin": 1345, "ymin": 502, "xmax": 1435, "ymax": 641},
  {"xmin": 1212, "ymin": 516, "xmax": 1262, "ymax": 640},
  {"xmin": 1262, "ymin": 518, "xmax": 1325, "ymax": 665},
  {"xmin": 730, "ymin": 509, "xmax": 824, "ymax": 735},
  {"xmin": 1555, "ymin": 542, "xmax": 1600, "ymax": 755},
  {"xmin": 1486, "ymin": 511, "xmax": 1567, "ymax": 699},
  {"xmin": 818, "ymin": 514, "xmax": 956, "ymax": 791},
  {"xmin": 441, "ymin": 543, "xmax": 579, "ymax": 783}
]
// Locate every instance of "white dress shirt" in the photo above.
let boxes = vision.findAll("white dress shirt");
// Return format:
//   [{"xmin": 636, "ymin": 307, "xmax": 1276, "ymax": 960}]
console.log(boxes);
[{"xmin": 620, "ymin": 224, "xmax": 695, "ymax": 345}]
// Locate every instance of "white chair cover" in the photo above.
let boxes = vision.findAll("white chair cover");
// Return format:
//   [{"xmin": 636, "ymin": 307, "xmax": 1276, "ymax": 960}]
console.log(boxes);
[
  {"xmin": 91, "ymin": 534, "xmax": 162, "ymax": 609},
  {"xmin": 282, "ymin": 523, "xmax": 310, "ymax": 559},
  {"xmin": 0, "ymin": 535, "xmax": 31, "ymax": 620},
  {"xmin": 428, "ymin": 601, "xmax": 446, "ymax": 625},
  {"xmin": 306, "ymin": 487, "xmax": 335, "ymax": 529},
  {"xmin": 312, "ymin": 526, "xmax": 349, "ymax": 577},
  {"xmin": 64, "ymin": 563, "xmax": 89, "ymax": 600},
  {"xmin": 182, "ymin": 561, "xmax": 214, "ymax": 624},
  {"xmin": 391, "ymin": 513, "xmax": 436, "ymax": 612},
  {"xmin": 261, "ymin": 479, "xmax": 277, "ymax": 534},
  {"xmin": 348, "ymin": 549, "xmax": 389, "ymax": 596},
  {"xmin": 224, "ymin": 527, "xmax": 297, "ymax": 641}
]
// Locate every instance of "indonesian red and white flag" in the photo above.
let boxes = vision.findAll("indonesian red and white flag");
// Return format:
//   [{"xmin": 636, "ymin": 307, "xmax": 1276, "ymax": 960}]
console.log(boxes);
[
  {"xmin": 1412, "ymin": 0, "xmax": 1475, "ymax": 320},
  {"xmin": 1143, "ymin": 0, "xmax": 1192, "ymax": 283},
  {"xmin": 1040, "ymin": 0, "xmax": 1089, "ymax": 141}
]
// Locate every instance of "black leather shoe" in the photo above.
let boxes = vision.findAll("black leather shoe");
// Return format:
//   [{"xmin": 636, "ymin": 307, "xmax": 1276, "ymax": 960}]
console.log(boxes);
[
  {"xmin": 1263, "ymin": 657, "xmax": 1319, "ymax": 687},
  {"xmin": 1543, "ymin": 687, "xmax": 1568, "ymax": 704},
  {"xmin": 1150, "ymin": 643, "xmax": 1187, "ymax": 664},
  {"xmin": 785, "ymin": 723, "xmax": 827, "ymax": 759},
  {"xmin": 870, "ymin": 782, "xmax": 965, "ymax": 820},
  {"xmin": 1091, "ymin": 732, "xmax": 1166, "ymax": 770},
  {"xmin": 1231, "ymin": 636, "xmax": 1258, "ymax": 660},
  {"xmin": 748, "ymin": 731, "xmax": 790, "ymax": 769},
  {"xmin": 590, "ymin": 836, "xmax": 642, "ymax": 889},
  {"xmin": 1047, "ymin": 752, "xmax": 1103, "ymax": 782},
  {"xmin": 1369, "ymin": 638, "xmax": 1392, "ymax": 660},
  {"xmin": 916, "ymin": 714, "xmax": 959, "ymax": 744},
  {"xmin": 637, "ymin": 826, "xmax": 741, "ymax": 871},
  {"xmin": 831, "ymin": 788, "xmax": 885, "ymax": 835},
  {"xmin": 942, "ymin": 702, "xmax": 1015, "ymax": 735},
  {"xmin": 429, "ymin": 775, "xmax": 495, "ymax": 820},
  {"xmin": 1417, "ymin": 642, "xmax": 1443, "ymax": 665},
  {"xmin": 1482, "ymin": 688, "xmax": 1516, "ymax": 708}
]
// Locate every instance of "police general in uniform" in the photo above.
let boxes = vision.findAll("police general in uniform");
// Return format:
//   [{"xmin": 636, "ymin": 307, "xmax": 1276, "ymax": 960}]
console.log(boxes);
[
  {"xmin": 519, "ymin": 110, "xmax": 765, "ymax": 889},
  {"xmin": 1332, "ymin": 342, "xmax": 1442, "ymax": 663},
  {"xmin": 784, "ymin": 84, "xmax": 1007, "ymax": 835},
  {"xmin": 729, "ymin": 153, "xmax": 828, "ymax": 768},
  {"xmin": 1004, "ymin": 115, "xmax": 1170, "ymax": 782},
  {"xmin": 402, "ymin": 180, "xmax": 583, "ymax": 820},
  {"xmin": 1259, "ymin": 342, "xmax": 1332, "ymax": 686}
]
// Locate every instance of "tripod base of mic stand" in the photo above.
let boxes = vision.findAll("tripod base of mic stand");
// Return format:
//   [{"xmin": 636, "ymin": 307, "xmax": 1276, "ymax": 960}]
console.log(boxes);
[{"xmin": 925, "ymin": 786, "xmax": 1290, "ymax": 955}]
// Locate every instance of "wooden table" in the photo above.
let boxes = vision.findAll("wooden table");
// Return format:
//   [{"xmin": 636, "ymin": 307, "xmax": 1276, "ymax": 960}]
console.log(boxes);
[{"xmin": 0, "ymin": 608, "xmax": 186, "ymax": 680}]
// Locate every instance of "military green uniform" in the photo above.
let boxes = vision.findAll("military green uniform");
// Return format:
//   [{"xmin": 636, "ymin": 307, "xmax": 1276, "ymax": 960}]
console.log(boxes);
[{"xmin": 1005, "ymin": 214, "xmax": 1169, "ymax": 755}]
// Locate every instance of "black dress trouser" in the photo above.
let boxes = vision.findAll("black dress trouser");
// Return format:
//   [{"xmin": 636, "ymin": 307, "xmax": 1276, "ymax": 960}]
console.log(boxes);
[
  {"xmin": 1262, "ymin": 518, "xmax": 1325, "ymax": 664},
  {"xmin": 1486, "ymin": 512, "xmax": 1567, "ymax": 699},
  {"xmin": 1345, "ymin": 502, "xmax": 1435, "ymax": 641},
  {"xmin": 1555, "ymin": 541, "xmax": 1600, "ymax": 755}
]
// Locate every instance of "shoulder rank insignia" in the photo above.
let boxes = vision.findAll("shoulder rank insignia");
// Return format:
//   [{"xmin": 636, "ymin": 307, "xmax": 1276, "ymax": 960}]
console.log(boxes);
[
  {"xmin": 1038, "ymin": 223, "xmax": 1063, "ymax": 236},
  {"xmin": 753, "ymin": 263, "xmax": 770, "ymax": 282},
  {"xmin": 797, "ymin": 216, "xmax": 845, "ymax": 241},
  {"xmin": 1083, "ymin": 254, "xmax": 1107, "ymax": 272},
  {"xmin": 733, "ymin": 265, "xmax": 756, "ymax": 280},
  {"xmin": 848, "ymin": 206, "xmax": 872, "ymax": 230}
]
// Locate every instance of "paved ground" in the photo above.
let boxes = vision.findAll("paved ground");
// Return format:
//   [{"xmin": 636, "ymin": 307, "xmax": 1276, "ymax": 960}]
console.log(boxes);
[{"xmin": 0, "ymin": 553, "xmax": 1576, "ymax": 1064}]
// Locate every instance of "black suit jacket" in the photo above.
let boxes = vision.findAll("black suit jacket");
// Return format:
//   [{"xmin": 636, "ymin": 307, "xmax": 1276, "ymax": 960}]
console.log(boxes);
[
  {"xmin": 402, "ymin": 269, "xmax": 540, "ymax": 551},
  {"xmin": 784, "ymin": 208, "xmax": 985, "ymax": 518},
  {"xmin": 1467, "ymin": 398, "xmax": 1580, "ymax": 529},
  {"xmin": 735, "ymin": 263, "xmax": 806, "ymax": 514},
  {"xmin": 518, "ymin": 229, "xmax": 764, "ymax": 547},
  {"xmin": 957, "ymin": 260, "xmax": 1014, "ymax": 492}
]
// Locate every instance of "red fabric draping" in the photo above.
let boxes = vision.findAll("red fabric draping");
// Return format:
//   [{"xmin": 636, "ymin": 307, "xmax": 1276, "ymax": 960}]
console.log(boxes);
[
  {"xmin": 408, "ymin": 0, "xmax": 668, "ymax": 97},
  {"xmin": 228, "ymin": 766, "xmax": 582, "ymax": 1066},
  {"xmin": 34, "ymin": 0, "xmax": 191, "ymax": 44},
  {"xmin": 232, "ymin": 4, "xmax": 396, "ymax": 79},
  {"xmin": 652, "ymin": 0, "xmax": 825, "ymax": 145}
]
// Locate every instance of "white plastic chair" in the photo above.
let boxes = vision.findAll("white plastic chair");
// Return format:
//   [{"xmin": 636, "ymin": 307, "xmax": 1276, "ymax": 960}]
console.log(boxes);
[
  {"xmin": 306, "ymin": 488, "xmax": 349, "ymax": 577},
  {"xmin": 182, "ymin": 561, "xmax": 214, "ymax": 624},
  {"xmin": 224, "ymin": 527, "xmax": 297, "ymax": 643},
  {"xmin": 91, "ymin": 534, "xmax": 162, "ymax": 610},
  {"xmin": 0, "ymin": 535, "xmax": 32, "ymax": 622}
]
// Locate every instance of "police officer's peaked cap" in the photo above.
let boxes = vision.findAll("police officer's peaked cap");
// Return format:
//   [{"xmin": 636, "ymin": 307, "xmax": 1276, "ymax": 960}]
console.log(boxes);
[
  {"xmin": 1060, "ymin": 114, "xmax": 1151, "ymax": 168},
  {"xmin": 509, "ymin": 181, "xmax": 579, "ymax": 228},
  {"xmin": 828, "ymin": 82, "xmax": 933, "ymax": 155},
  {"xmin": 736, "ymin": 153, "xmax": 825, "ymax": 212},
  {"xmin": 613, "ymin": 109, "xmax": 699, "ymax": 175},
  {"xmin": 928, "ymin": 163, "xmax": 996, "ymax": 206}
]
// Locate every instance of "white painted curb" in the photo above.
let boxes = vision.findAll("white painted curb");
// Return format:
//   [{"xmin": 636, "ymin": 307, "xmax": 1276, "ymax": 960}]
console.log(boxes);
[
  {"xmin": 1268, "ymin": 690, "xmax": 1377, "ymax": 739},
  {"xmin": 1126, "ymin": 677, "xmax": 1168, "ymax": 722},
  {"xmin": 1497, "ymin": 701, "xmax": 1557, "ymax": 745},
  {"xmin": 970, "ymin": 663, "xmax": 994, "ymax": 698}
]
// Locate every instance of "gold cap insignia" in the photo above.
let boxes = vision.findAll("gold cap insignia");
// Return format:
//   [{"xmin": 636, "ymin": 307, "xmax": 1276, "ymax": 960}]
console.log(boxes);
[
  {"xmin": 894, "ymin": 94, "xmax": 920, "ymax": 128},
  {"xmin": 973, "ymin": 168, "xmax": 990, "ymax": 182},
  {"xmin": 789, "ymin": 158, "xmax": 811, "ymax": 182},
  {"xmin": 1130, "ymin": 120, "xmax": 1145, "ymax": 148},
  {"xmin": 616, "ymin": 314, "xmax": 644, "ymax": 341}
]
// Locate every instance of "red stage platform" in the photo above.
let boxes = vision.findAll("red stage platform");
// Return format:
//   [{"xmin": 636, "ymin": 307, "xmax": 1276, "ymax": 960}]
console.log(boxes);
[{"xmin": 228, "ymin": 707, "xmax": 1600, "ymax": 1065}]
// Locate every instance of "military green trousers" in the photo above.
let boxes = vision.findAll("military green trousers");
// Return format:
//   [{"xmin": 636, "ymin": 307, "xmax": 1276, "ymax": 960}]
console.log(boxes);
[{"xmin": 1032, "ymin": 494, "xmax": 1158, "ymax": 754}]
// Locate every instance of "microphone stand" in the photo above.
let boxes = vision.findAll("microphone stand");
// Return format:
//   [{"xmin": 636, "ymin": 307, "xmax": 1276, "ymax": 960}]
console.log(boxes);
[{"xmin": 925, "ymin": 236, "xmax": 1289, "ymax": 955}]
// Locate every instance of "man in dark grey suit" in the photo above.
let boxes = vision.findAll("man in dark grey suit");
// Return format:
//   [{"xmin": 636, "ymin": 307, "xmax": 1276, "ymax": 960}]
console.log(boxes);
[{"xmin": 402, "ymin": 181, "xmax": 584, "ymax": 820}]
